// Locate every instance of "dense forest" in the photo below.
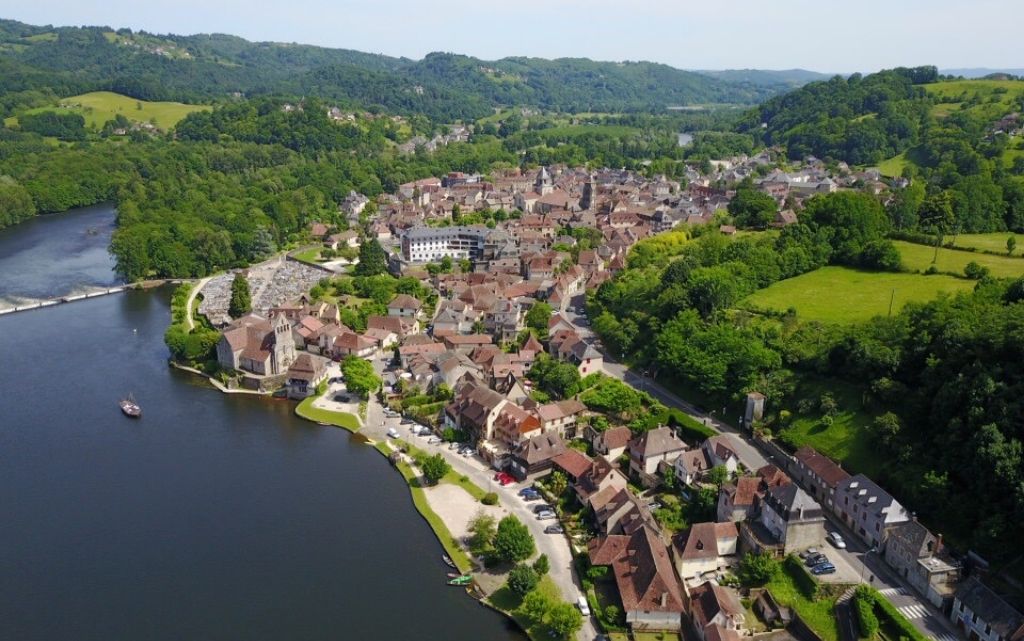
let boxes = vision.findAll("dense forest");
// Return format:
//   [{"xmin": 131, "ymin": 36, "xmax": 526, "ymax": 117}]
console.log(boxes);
[
  {"xmin": 588, "ymin": 195, "xmax": 1024, "ymax": 558},
  {"xmin": 0, "ymin": 19, "xmax": 787, "ymax": 120}
]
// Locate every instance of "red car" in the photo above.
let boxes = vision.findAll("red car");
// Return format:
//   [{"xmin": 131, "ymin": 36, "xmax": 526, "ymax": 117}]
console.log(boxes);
[{"xmin": 494, "ymin": 472, "xmax": 515, "ymax": 486}]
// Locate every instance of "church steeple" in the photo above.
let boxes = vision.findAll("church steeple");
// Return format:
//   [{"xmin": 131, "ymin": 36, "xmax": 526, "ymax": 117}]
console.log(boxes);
[
  {"xmin": 535, "ymin": 166, "xmax": 553, "ymax": 195},
  {"xmin": 581, "ymin": 173, "xmax": 597, "ymax": 210}
]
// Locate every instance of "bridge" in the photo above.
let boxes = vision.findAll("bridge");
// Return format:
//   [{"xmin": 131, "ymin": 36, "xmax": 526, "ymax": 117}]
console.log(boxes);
[{"xmin": 0, "ymin": 280, "xmax": 188, "ymax": 316}]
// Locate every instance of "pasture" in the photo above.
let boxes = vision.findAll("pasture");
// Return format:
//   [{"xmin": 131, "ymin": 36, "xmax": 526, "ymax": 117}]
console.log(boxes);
[
  {"xmin": 893, "ymin": 240, "xmax": 1024, "ymax": 278},
  {"xmin": 741, "ymin": 266, "xmax": 975, "ymax": 323},
  {"xmin": 16, "ymin": 91, "xmax": 209, "ymax": 131}
]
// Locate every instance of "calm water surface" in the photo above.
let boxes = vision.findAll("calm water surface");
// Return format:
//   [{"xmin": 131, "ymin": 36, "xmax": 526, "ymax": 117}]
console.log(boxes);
[
  {"xmin": 0, "ymin": 203, "xmax": 120, "ymax": 306},
  {"xmin": 0, "ymin": 208, "xmax": 523, "ymax": 641}
]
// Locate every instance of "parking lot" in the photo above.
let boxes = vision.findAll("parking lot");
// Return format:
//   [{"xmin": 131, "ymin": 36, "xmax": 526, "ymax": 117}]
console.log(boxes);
[{"xmin": 798, "ymin": 532, "xmax": 862, "ymax": 584}]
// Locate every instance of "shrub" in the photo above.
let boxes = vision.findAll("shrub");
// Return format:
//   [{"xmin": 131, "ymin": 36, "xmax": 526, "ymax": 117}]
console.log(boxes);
[
  {"xmin": 421, "ymin": 453, "xmax": 450, "ymax": 485},
  {"xmin": 784, "ymin": 555, "xmax": 818, "ymax": 599},
  {"xmin": 964, "ymin": 261, "xmax": 990, "ymax": 280},
  {"xmin": 533, "ymin": 554, "xmax": 550, "ymax": 575},
  {"xmin": 854, "ymin": 585, "xmax": 880, "ymax": 638},
  {"xmin": 738, "ymin": 552, "xmax": 780, "ymax": 586},
  {"xmin": 507, "ymin": 563, "xmax": 539, "ymax": 597},
  {"xmin": 482, "ymin": 492, "xmax": 499, "ymax": 505}
]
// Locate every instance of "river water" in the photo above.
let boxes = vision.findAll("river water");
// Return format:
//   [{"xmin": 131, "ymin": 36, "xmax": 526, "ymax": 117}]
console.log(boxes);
[{"xmin": 0, "ymin": 205, "xmax": 523, "ymax": 641}]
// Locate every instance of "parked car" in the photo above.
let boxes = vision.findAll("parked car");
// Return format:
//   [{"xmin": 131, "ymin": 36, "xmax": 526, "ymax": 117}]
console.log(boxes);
[
  {"xmin": 400, "ymin": 418, "xmax": 412, "ymax": 425},
  {"xmin": 493, "ymin": 472, "xmax": 515, "ymax": 486},
  {"xmin": 518, "ymin": 487, "xmax": 539, "ymax": 497},
  {"xmin": 545, "ymin": 524, "xmax": 564, "ymax": 534},
  {"xmin": 533, "ymin": 504, "xmax": 554, "ymax": 514},
  {"xmin": 646, "ymin": 502, "xmax": 662, "ymax": 510},
  {"xmin": 386, "ymin": 428, "xmax": 400, "ymax": 439},
  {"xmin": 449, "ymin": 442, "xmax": 460, "ymax": 450},
  {"xmin": 811, "ymin": 562, "xmax": 836, "ymax": 576},
  {"xmin": 427, "ymin": 436, "xmax": 442, "ymax": 444},
  {"xmin": 576, "ymin": 596, "xmax": 591, "ymax": 616},
  {"xmin": 536, "ymin": 511, "xmax": 556, "ymax": 521},
  {"xmin": 805, "ymin": 553, "xmax": 828, "ymax": 567},
  {"xmin": 800, "ymin": 547, "xmax": 820, "ymax": 559},
  {"xmin": 827, "ymin": 531, "xmax": 847, "ymax": 549}
]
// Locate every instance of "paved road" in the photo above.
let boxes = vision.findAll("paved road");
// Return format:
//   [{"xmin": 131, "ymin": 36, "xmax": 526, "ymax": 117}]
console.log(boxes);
[
  {"xmin": 360, "ymin": 353, "xmax": 598, "ymax": 641},
  {"xmin": 184, "ymin": 276, "xmax": 211, "ymax": 331}
]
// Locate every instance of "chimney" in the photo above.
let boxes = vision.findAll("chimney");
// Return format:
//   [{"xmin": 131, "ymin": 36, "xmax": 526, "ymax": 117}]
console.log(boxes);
[
  {"xmin": 661, "ymin": 592, "xmax": 668, "ymax": 608},
  {"xmin": 934, "ymin": 533, "xmax": 943, "ymax": 557}
]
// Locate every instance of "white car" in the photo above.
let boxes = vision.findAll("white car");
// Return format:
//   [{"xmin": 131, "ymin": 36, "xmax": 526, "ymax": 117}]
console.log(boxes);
[
  {"xmin": 827, "ymin": 531, "xmax": 847, "ymax": 549},
  {"xmin": 386, "ymin": 428, "xmax": 400, "ymax": 439},
  {"xmin": 576, "ymin": 595, "xmax": 591, "ymax": 616}
]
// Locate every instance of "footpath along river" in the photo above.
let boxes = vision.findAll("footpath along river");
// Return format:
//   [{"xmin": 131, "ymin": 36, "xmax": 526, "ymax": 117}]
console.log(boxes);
[{"xmin": 0, "ymin": 206, "xmax": 524, "ymax": 641}]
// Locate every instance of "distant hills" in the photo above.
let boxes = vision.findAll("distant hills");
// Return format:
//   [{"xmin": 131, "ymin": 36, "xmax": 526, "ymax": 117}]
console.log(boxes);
[
  {"xmin": 941, "ymin": 68, "xmax": 1024, "ymax": 79},
  {"xmin": 693, "ymin": 68, "xmax": 833, "ymax": 87},
  {"xmin": 0, "ymin": 19, "xmax": 803, "ymax": 120}
]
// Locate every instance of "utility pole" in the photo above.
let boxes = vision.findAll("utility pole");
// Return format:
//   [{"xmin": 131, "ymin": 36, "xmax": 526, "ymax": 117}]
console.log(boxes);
[{"xmin": 888, "ymin": 289, "xmax": 896, "ymax": 317}]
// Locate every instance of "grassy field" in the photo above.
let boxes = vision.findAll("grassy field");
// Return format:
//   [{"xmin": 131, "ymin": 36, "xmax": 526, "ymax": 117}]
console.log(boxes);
[
  {"xmin": 943, "ymin": 232, "xmax": 1022, "ymax": 254},
  {"xmin": 294, "ymin": 396, "xmax": 361, "ymax": 432},
  {"xmin": 766, "ymin": 563, "xmax": 840, "ymax": 641},
  {"xmin": 13, "ymin": 91, "xmax": 209, "ymax": 130},
  {"xmin": 779, "ymin": 378, "xmax": 878, "ymax": 478},
  {"xmin": 924, "ymin": 79, "xmax": 1024, "ymax": 120},
  {"xmin": 894, "ymin": 240, "xmax": 1024, "ymax": 278},
  {"xmin": 876, "ymin": 153, "xmax": 908, "ymax": 177},
  {"xmin": 489, "ymin": 575, "xmax": 566, "ymax": 640},
  {"xmin": 741, "ymin": 266, "xmax": 975, "ymax": 323}
]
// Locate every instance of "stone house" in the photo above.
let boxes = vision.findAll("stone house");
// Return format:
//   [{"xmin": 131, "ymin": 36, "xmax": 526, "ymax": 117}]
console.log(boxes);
[
  {"xmin": 672, "ymin": 522, "xmax": 739, "ymax": 583},
  {"xmin": 591, "ymin": 425, "xmax": 632, "ymax": 462},
  {"xmin": 444, "ymin": 382, "xmax": 508, "ymax": 442},
  {"xmin": 834, "ymin": 474, "xmax": 910, "ymax": 550},
  {"xmin": 950, "ymin": 576, "xmax": 1024, "ymax": 641},
  {"xmin": 742, "ymin": 484, "xmax": 825, "ymax": 556},
  {"xmin": 883, "ymin": 519, "xmax": 960, "ymax": 608},
  {"xmin": 285, "ymin": 353, "xmax": 329, "ymax": 399},
  {"xmin": 588, "ymin": 525, "xmax": 685, "ymax": 632},
  {"xmin": 629, "ymin": 426, "xmax": 687, "ymax": 486},
  {"xmin": 574, "ymin": 456, "xmax": 629, "ymax": 507},
  {"xmin": 674, "ymin": 448, "xmax": 713, "ymax": 486},
  {"xmin": 536, "ymin": 399, "xmax": 587, "ymax": 439},
  {"xmin": 702, "ymin": 435, "xmax": 740, "ymax": 476},
  {"xmin": 387, "ymin": 294, "xmax": 423, "ymax": 319},
  {"xmin": 688, "ymin": 581, "xmax": 746, "ymax": 641},
  {"xmin": 509, "ymin": 432, "xmax": 566, "ymax": 480},
  {"xmin": 792, "ymin": 446, "xmax": 849, "ymax": 511}
]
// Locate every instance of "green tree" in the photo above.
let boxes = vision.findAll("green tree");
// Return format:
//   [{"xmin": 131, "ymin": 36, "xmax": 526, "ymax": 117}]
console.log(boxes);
[
  {"xmin": 525, "ymin": 301, "xmax": 553, "ymax": 336},
  {"xmin": 546, "ymin": 602, "xmax": 583, "ymax": 637},
  {"xmin": 708, "ymin": 465, "xmax": 729, "ymax": 487},
  {"xmin": 354, "ymin": 238, "xmax": 388, "ymax": 276},
  {"xmin": 919, "ymin": 191, "xmax": 956, "ymax": 264},
  {"xmin": 548, "ymin": 471, "xmax": 568, "ymax": 498},
  {"xmin": 228, "ymin": 273, "xmax": 251, "ymax": 318},
  {"xmin": 728, "ymin": 187, "xmax": 777, "ymax": 229},
  {"xmin": 519, "ymin": 590, "xmax": 553, "ymax": 625},
  {"xmin": 421, "ymin": 453, "xmax": 450, "ymax": 485},
  {"xmin": 1008, "ymin": 235, "xmax": 1017, "ymax": 256},
  {"xmin": 341, "ymin": 355, "xmax": 381, "ymax": 399},
  {"xmin": 493, "ymin": 515, "xmax": 535, "ymax": 563},
  {"xmin": 803, "ymin": 191, "xmax": 890, "ymax": 265},
  {"xmin": 737, "ymin": 552, "xmax": 780, "ymax": 585},
  {"xmin": 507, "ymin": 563, "xmax": 539, "ymax": 596},
  {"xmin": 533, "ymin": 554, "xmax": 550, "ymax": 576},
  {"xmin": 468, "ymin": 511, "xmax": 497, "ymax": 556},
  {"xmin": 440, "ymin": 255, "xmax": 453, "ymax": 272}
]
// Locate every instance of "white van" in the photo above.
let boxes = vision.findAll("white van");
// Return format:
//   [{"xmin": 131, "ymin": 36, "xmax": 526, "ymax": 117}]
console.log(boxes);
[{"xmin": 576, "ymin": 595, "xmax": 591, "ymax": 616}]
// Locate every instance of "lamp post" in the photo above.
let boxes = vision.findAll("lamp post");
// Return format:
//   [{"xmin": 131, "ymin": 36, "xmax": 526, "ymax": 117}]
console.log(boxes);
[{"xmin": 860, "ymin": 545, "xmax": 878, "ymax": 583}]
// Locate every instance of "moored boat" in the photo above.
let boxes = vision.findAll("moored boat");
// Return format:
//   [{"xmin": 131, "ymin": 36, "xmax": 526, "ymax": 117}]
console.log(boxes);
[
  {"xmin": 119, "ymin": 393, "xmax": 142, "ymax": 418},
  {"xmin": 442, "ymin": 554, "xmax": 456, "ymax": 569},
  {"xmin": 447, "ymin": 574, "xmax": 472, "ymax": 586}
]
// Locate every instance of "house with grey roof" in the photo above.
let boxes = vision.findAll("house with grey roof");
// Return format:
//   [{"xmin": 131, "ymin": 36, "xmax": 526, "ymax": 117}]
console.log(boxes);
[
  {"xmin": 834, "ymin": 474, "xmax": 910, "ymax": 549},
  {"xmin": 629, "ymin": 426, "xmax": 687, "ymax": 487},
  {"xmin": 883, "ymin": 519, "xmax": 960, "ymax": 608},
  {"xmin": 950, "ymin": 576, "xmax": 1024, "ymax": 641},
  {"xmin": 742, "ymin": 484, "xmax": 825, "ymax": 556}
]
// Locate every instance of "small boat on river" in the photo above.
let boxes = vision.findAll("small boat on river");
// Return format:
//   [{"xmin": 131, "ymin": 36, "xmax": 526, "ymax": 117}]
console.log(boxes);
[
  {"xmin": 119, "ymin": 393, "xmax": 142, "ymax": 418},
  {"xmin": 447, "ymin": 574, "xmax": 472, "ymax": 586},
  {"xmin": 442, "ymin": 554, "xmax": 456, "ymax": 569}
]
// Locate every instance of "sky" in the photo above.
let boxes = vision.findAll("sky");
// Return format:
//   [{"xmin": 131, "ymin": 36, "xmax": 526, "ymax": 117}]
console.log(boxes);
[{"xmin": 2, "ymin": 0, "xmax": 1023, "ymax": 73}]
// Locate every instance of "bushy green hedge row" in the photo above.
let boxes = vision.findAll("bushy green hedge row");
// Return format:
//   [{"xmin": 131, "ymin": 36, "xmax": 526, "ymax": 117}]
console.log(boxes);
[{"xmin": 854, "ymin": 585, "xmax": 880, "ymax": 638}]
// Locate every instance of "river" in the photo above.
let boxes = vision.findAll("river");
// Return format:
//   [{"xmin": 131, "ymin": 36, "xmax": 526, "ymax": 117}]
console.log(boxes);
[{"xmin": 0, "ymin": 205, "xmax": 523, "ymax": 641}]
